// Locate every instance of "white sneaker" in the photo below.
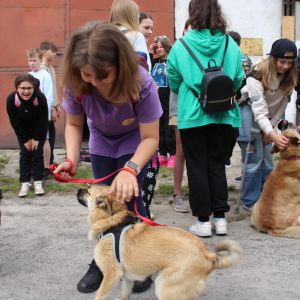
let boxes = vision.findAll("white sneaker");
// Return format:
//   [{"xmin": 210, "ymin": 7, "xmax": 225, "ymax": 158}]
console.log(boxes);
[
  {"xmin": 189, "ymin": 221, "xmax": 212, "ymax": 237},
  {"xmin": 34, "ymin": 181, "xmax": 45, "ymax": 195},
  {"xmin": 18, "ymin": 182, "xmax": 31, "ymax": 197},
  {"xmin": 150, "ymin": 213, "xmax": 154, "ymax": 220},
  {"xmin": 212, "ymin": 219, "xmax": 227, "ymax": 235}
]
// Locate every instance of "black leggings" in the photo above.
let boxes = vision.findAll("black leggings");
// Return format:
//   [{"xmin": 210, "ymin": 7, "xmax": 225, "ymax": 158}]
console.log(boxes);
[
  {"xmin": 159, "ymin": 110, "xmax": 176, "ymax": 156},
  {"xmin": 180, "ymin": 124, "xmax": 231, "ymax": 218},
  {"xmin": 18, "ymin": 134, "xmax": 46, "ymax": 182},
  {"xmin": 141, "ymin": 152, "xmax": 159, "ymax": 218}
]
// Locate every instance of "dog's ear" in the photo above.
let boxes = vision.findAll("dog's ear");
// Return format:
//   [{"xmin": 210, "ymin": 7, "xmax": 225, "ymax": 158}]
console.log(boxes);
[
  {"xmin": 95, "ymin": 195, "xmax": 111, "ymax": 213},
  {"xmin": 289, "ymin": 136, "xmax": 300, "ymax": 145},
  {"xmin": 271, "ymin": 144, "xmax": 279, "ymax": 154}
]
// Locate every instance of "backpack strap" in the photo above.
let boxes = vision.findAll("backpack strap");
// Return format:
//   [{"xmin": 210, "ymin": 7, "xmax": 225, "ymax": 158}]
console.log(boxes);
[
  {"xmin": 130, "ymin": 95, "xmax": 137, "ymax": 105},
  {"xmin": 220, "ymin": 35, "xmax": 229, "ymax": 70},
  {"xmin": 179, "ymin": 38, "xmax": 205, "ymax": 73},
  {"xmin": 77, "ymin": 95, "xmax": 84, "ymax": 102},
  {"xmin": 14, "ymin": 93, "xmax": 21, "ymax": 107},
  {"xmin": 15, "ymin": 93, "xmax": 38, "ymax": 107}
]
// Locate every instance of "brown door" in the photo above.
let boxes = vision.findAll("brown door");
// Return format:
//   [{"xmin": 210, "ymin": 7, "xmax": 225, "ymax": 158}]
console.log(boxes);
[{"xmin": 0, "ymin": 0, "xmax": 174, "ymax": 148}]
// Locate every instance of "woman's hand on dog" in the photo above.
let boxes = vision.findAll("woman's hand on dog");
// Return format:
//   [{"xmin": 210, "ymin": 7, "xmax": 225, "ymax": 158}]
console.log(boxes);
[
  {"xmin": 108, "ymin": 170, "xmax": 139, "ymax": 204},
  {"xmin": 53, "ymin": 161, "xmax": 75, "ymax": 178},
  {"xmin": 269, "ymin": 131, "xmax": 289, "ymax": 151}
]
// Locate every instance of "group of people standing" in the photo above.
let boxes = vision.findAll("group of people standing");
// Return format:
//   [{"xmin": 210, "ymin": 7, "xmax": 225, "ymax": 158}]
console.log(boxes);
[{"xmin": 6, "ymin": 0, "xmax": 299, "ymax": 296}]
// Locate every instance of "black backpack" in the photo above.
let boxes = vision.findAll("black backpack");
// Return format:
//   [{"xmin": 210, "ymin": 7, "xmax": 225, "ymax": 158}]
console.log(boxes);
[{"xmin": 179, "ymin": 35, "xmax": 236, "ymax": 114}]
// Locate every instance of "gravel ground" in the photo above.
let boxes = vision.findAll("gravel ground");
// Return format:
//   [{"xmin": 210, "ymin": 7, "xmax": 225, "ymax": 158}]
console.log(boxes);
[{"xmin": 1, "ymin": 147, "xmax": 299, "ymax": 300}]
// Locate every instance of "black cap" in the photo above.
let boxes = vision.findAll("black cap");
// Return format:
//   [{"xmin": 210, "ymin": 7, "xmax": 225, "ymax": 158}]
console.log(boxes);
[{"xmin": 267, "ymin": 39, "xmax": 297, "ymax": 59}]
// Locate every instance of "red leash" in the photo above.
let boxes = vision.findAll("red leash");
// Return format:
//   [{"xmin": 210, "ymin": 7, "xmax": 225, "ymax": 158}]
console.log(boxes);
[{"xmin": 49, "ymin": 164, "xmax": 165, "ymax": 227}]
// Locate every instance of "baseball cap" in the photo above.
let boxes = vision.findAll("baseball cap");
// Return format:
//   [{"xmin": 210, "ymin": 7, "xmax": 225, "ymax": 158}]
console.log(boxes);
[{"xmin": 267, "ymin": 39, "xmax": 297, "ymax": 59}]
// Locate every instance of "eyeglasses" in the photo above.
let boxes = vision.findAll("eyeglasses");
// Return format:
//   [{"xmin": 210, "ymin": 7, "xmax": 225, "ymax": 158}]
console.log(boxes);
[
  {"xmin": 18, "ymin": 87, "xmax": 33, "ymax": 91},
  {"xmin": 154, "ymin": 36, "xmax": 167, "ymax": 41}
]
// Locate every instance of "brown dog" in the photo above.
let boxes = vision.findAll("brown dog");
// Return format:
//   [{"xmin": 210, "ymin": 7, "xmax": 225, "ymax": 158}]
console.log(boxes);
[
  {"xmin": 251, "ymin": 128, "xmax": 300, "ymax": 238},
  {"xmin": 77, "ymin": 184, "xmax": 243, "ymax": 300}
]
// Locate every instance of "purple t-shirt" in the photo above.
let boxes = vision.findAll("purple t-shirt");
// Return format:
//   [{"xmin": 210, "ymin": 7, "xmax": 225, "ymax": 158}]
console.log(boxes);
[{"xmin": 63, "ymin": 66, "xmax": 162, "ymax": 158}]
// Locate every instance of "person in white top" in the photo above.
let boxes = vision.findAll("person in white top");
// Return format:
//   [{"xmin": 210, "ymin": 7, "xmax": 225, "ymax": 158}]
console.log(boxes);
[
  {"xmin": 110, "ymin": 0, "xmax": 151, "ymax": 73},
  {"xmin": 239, "ymin": 39, "xmax": 297, "ymax": 210},
  {"xmin": 27, "ymin": 48, "xmax": 53, "ymax": 178}
]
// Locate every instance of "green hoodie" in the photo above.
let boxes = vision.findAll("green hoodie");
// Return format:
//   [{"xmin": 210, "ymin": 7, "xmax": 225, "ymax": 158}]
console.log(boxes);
[{"xmin": 167, "ymin": 29, "xmax": 243, "ymax": 130}]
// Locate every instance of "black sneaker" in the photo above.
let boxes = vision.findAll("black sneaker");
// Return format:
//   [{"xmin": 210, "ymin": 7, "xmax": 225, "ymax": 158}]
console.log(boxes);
[
  {"xmin": 77, "ymin": 259, "xmax": 103, "ymax": 293},
  {"xmin": 235, "ymin": 176, "xmax": 242, "ymax": 183},
  {"xmin": 43, "ymin": 168, "xmax": 51, "ymax": 180},
  {"xmin": 132, "ymin": 276, "xmax": 153, "ymax": 293}
]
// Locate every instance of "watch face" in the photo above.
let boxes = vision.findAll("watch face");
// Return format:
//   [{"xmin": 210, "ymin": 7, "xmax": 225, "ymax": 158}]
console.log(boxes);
[
  {"xmin": 127, "ymin": 161, "xmax": 138, "ymax": 169},
  {"xmin": 126, "ymin": 161, "xmax": 140, "ymax": 175}
]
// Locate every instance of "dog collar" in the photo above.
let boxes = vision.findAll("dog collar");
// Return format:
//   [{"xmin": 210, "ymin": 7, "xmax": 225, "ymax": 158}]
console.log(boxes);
[{"xmin": 290, "ymin": 156, "xmax": 300, "ymax": 160}]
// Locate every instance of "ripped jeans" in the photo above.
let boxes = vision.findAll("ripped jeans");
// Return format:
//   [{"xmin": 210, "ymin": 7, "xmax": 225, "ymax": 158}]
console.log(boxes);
[{"xmin": 237, "ymin": 104, "xmax": 273, "ymax": 208}]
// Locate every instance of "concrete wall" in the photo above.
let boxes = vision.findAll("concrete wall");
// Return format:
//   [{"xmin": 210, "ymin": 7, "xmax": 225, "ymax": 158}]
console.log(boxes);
[
  {"xmin": 295, "ymin": 2, "xmax": 300, "ymax": 42},
  {"xmin": 175, "ymin": 0, "xmax": 282, "ymax": 64}
]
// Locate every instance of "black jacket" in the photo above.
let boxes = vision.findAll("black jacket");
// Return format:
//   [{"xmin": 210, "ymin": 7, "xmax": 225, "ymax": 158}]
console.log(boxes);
[{"xmin": 6, "ymin": 91, "xmax": 48, "ymax": 144}]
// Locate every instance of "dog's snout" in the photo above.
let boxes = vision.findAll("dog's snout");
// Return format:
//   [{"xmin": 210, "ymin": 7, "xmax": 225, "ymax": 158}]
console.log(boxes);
[{"xmin": 77, "ymin": 188, "xmax": 88, "ymax": 207}]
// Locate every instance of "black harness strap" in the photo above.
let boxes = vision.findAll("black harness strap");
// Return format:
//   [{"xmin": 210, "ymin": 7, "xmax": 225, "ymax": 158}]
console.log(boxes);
[{"xmin": 98, "ymin": 216, "xmax": 138, "ymax": 264}]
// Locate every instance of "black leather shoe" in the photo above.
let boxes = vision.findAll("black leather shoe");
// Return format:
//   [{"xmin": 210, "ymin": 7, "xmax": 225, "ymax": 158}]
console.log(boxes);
[
  {"xmin": 77, "ymin": 260, "xmax": 103, "ymax": 293},
  {"xmin": 132, "ymin": 276, "xmax": 153, "ymax": 293}
]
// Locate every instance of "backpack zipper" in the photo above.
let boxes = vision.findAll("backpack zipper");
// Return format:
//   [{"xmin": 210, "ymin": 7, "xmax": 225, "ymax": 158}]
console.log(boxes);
[{"xmin": 200, "ymin": 96, "xmax": 236, "ymax": 105}]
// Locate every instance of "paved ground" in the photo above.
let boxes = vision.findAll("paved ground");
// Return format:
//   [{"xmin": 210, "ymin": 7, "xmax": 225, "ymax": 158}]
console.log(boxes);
[{"xmin": 1, "ymin": 147, "xmax": 299, "ymax": 300}]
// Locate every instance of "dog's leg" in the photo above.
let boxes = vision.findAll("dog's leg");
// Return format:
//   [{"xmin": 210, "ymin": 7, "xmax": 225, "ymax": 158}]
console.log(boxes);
[
  {"xmin": 155, "ymin": 268, "xmax": 206, "ymax": 300},
  {"xmin": 94, "ymin": 268, "xmax": 123, "ymax": 300},
  {"xmin": 268, "ymin": 226, "xmax": 300, "ymax": 239},
  {"xmin": 119, "ymin": 276, "xmax": 134, "ymax": 300},
  {"xmin": 94, "ymin": 243, "xmax": 123, "ymax": 300}
]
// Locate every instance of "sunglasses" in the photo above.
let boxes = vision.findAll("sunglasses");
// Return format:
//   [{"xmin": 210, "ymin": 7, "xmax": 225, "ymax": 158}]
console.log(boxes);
[
  {"xmin": 18, "ymin": 87, "xmax": 34, "ymax": 91},
  {"xmin": 154, "ymin": 35, "xmax": 167, "ymax": 41}
]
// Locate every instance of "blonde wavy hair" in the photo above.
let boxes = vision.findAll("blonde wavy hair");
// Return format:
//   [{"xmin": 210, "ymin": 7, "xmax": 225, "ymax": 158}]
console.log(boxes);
[
  {"xmin": 110, "ymin": 0, "xmax": 139, "ymax": 32},
  {"xmin": 251, "ymin": 54, "xmax": 297, "ymax": 96},
  {"xmin": 61, "ymin": 21, "xmax": 142, "ymax": 104}
]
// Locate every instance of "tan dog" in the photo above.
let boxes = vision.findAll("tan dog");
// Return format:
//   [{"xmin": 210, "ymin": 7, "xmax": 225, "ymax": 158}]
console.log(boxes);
[
  {"xmin": 77, "ymin": 184, "xmax": 243, "ymax": 300},
  {"xmin": 251, "ymin": 128, "xmax": 300, "ymax": 238}
]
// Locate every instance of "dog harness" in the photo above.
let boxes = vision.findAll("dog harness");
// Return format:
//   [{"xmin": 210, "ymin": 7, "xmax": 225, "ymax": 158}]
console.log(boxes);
[{"xmin": 98, "ymin": 216, "xmax": 138, "ymax": 267}]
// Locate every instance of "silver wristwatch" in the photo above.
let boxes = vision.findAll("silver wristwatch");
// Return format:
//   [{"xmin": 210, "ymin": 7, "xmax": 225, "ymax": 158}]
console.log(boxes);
[{"xmin": 125, "ymin": 161, "xmax": 141, "ymax": 175}]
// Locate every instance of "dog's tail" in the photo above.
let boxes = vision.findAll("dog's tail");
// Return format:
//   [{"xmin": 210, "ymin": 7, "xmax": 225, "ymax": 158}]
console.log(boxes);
[{"xmin": 211, "ymin": 240, "xmax": 243, "ymax": 270}]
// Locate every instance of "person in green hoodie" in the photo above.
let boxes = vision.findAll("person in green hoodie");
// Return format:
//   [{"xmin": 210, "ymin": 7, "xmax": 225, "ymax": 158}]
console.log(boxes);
[{"xmin": 167, "ymin": 0, "xmax": 243, "ymax": 237}]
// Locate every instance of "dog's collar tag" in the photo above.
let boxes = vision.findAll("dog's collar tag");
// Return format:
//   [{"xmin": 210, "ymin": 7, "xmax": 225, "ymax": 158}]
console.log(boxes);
[{"xmin": 290, "ymin": 156, "xmax": 300, "ymax": 160}]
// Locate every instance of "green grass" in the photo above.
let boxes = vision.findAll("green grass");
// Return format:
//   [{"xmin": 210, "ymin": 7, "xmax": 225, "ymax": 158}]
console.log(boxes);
[
  {"xmin": 0, "ymin": 157, "xmax": 8, "ymax": 164},
  {"xmin": 74, "ymin": 167, "xmax": 94, "ymax": 179},
  {"xmin": 157, "ymin": 183, "xmax": 189, "ymax": 195},
  {"xmin": 273, "ymin": 155, "xmax": 280, "ymax": 161},
  {"xmin": 0, "ymin": 164, "xmax": 5, "ymax": 169},
  {"xmin": 228, "ymin": 184, "xmax": 236, "ymax": 191},
  {"xmin": 0, "ymin": 176, "xmax": 84, "ymax": 198},
  {"xmin": 158, "ymin": 167, "xmax": 173, "ymax": 177}
]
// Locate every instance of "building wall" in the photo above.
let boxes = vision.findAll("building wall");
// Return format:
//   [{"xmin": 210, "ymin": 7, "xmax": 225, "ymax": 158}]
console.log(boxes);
[
  {"xmin": 0, "ymin": 0, "xmax": 174, "ymax": 148},
  {"xmin": 175, "ymin": 0, "xmax": 282, "ymax": 64}
]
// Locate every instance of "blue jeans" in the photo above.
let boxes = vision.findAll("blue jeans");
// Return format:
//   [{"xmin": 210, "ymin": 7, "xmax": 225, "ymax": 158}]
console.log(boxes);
[
  {"xmin": 237, "ymin": 104, "xmax": 273, "ymax": 208},
  {"xmin": 90, "ymin": 153, "xmax": 149, "ymax": 217}
]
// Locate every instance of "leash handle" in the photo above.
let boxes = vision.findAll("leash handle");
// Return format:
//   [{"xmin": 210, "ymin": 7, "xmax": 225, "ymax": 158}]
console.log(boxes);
[{"xmin": 49, "ymin": 164, "xmax": 165, "ymax": 227}]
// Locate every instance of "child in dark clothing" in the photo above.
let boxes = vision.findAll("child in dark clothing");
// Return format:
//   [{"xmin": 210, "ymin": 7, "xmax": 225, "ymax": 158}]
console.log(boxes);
[
  {"xmin": 149, "ymin": 36, "xmax": 176, "ymax": 168},
  {"xmin": 6, "ymin": 74, "xmax": 48, "ymax": 197}
]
